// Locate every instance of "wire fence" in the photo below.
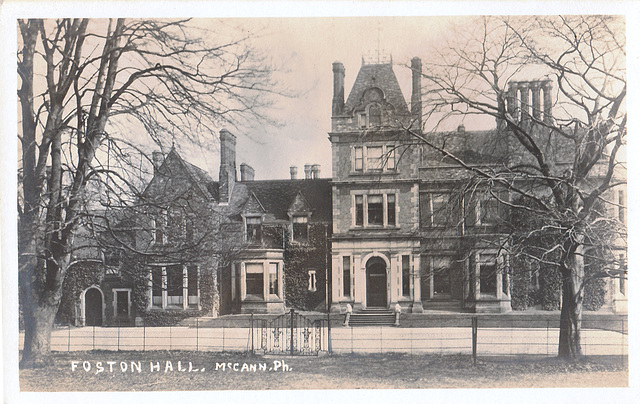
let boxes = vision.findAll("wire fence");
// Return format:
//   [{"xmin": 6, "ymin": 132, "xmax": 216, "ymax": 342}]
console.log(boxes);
[{"xmin": 18, "ymin": 315, "xmax": 627, "ymax": 362}]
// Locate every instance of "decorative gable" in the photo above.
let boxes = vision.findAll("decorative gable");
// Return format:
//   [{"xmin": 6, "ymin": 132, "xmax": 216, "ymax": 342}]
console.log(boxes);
[
  {"xmin": 241, "ymin": 192, "xmax": 266, "ymax": 216},
  {"xmin": 288, "ymin": 191, "xmax": 312, "ymax": 215}
]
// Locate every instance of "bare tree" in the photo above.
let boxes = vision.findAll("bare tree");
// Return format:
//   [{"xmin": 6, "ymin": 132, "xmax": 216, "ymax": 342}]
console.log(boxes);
[
  {"xmin": 17, "ymin": 18, "xmax": 278, "ymax": 367},
  {"xmin": 408, "ymin": 16, "xmax": 626, "ymax": 358}
]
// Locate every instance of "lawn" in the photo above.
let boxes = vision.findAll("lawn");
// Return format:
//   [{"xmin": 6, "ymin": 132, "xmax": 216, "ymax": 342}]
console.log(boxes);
[{"xmin": 18, "ymin": 351, "xmax": 628, "ymax": 391}]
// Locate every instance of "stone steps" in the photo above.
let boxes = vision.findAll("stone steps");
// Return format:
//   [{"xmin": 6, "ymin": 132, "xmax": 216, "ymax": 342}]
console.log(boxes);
[{"xmin": 348, "ymin": 309, "xmax": 396, "ymax": 327}]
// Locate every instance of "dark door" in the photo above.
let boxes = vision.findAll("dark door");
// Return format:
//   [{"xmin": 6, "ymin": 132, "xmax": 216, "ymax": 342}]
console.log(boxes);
[
  {"xmin": 85, "ymin": 288, "xmax": 103, "ymax": 326},
  {"xmin": 116, "ymin": 290, "xmax": 129, "ymax": 318},
  {"xmin": 366, "ymin": 258, "xmax": 387, "ymax": 307}
]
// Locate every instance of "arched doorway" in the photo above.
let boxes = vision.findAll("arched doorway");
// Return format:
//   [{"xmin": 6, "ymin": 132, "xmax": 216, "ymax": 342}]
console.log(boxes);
[
  {"xmin": 85, "ymin": 287, "xmax": 103, "ymax": 326},
  {"xmin": 366, "ymin": 257, "xmax": 387, "ymax": 307}
]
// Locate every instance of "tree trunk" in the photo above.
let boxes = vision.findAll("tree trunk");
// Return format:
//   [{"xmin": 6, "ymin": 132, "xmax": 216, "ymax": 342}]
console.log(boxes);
[
  {"xmin": 558, "ymin": 243, "xmax": 584, "ymax": 359},
  {"xmin": 20, "ymin": 297, "xmax": 58, "ymax": 368}
]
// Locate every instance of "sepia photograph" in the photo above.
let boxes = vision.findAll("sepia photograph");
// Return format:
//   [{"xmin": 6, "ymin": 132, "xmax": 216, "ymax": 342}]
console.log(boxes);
[{"xmin": 1, "ymin": 1, "xmax": 635, "ymax": 402}]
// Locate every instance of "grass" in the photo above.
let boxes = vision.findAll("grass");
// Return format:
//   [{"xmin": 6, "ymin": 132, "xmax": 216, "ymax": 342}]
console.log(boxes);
[{"xmin": 18, "ymin": 350, "xmax": 628, "ymax": 391}]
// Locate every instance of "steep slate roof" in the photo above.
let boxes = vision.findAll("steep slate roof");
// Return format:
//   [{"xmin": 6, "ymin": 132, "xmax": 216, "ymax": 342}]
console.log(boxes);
[
  {"xmin": 231, "ymin": 179, "xmax": 332, "ymax": 223},
  {"xmin": 344, "ymin": 63, "xmax": 409, "ymax": 115},
  {"xmin": 143, "ymin": 148, "xmax": 219, "ymax": 202}
]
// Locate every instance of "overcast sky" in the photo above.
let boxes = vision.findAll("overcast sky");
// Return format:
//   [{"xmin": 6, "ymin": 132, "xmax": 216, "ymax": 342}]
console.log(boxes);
[{"xmin": 177, "ymin": 17, "xmax": 458, "ymax": 181}]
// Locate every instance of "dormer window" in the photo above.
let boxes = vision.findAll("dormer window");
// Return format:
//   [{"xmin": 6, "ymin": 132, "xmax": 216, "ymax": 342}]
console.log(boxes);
[
  {"xmin": 245, "ymin": 216, "xmax": 262, "ymax": 243},
  {"xmin": 291, "ymin": 215, "xmax": 309, "ymax": 244}
]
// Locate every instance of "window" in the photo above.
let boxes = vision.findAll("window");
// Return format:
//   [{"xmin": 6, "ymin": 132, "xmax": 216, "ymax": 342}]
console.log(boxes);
[
  {"xmin": 480, "ymin": 198, "xmax": 500, "ymax": 225},
  {"xmin": 343, "ymin": 256, "xmax": 351, "ymax": 298},
  {"xmin": 292, "ymin": 216, "xmax": 309, "ymax": 243},
  {"xmin": 368, "ymin": 195, "xmax": 384, "ymax": 225},
  {"xmin": 103, "ymin": 250, "xmax": 120, "ymax": 276},
  {"xmin": 187, "ymin": 266, "xmax": 198, "ymax": 297},
  {"xmin": 269, "ymin": 263, "xmax": 279, "ymax": 296},
  {"xmin": 619, "ymin": 254, "xmax": 626, "ymax": 295},
  {"xmin": 355, "ymin": 195, "xmax": 364, "ymax": 226},
  {"xmin": 115, "ymin": 290, "xmax": 129, "ymax": 317},
  {"xmin": 245, "ymin": 263, "xmax": 264, "ymax": 298},
  {"xmin": 151, "ymin": 267, "xmax": 162, "ymax": 305},
  {"xmin": 402, "ymin": 255, "xmax": 411, "ymax": 297},
  {"xmin": 369, "ymin": 104, "xmax": 382, "ymax": 126},
  {"xmin": 352, "ymin": 145, "xmax": 397, "ymax": 172},
  {"xmin": 166, "ymin": 265, "xmax": 183, "ymax": 305},
  {"xmin": 308, "ymin": 270, "xmax": 317, "ymax": 292},
  {"xmin": 245, "ymin": 216, "xmax": 262, "ymax": 243},
  {"xmin": 387, "ymin": 195, "xmax": 396, "ymax": 226},
  {"xmin": 430, "ymin": 194, "xmax": 451, "ymax": 226},
  {"xmin": 354, "ymin": 147, "xmax": 364, "ymax": 171},
  {"xmin": 353, "ymin": 193, "xmax": 397, "ymax": 228},
  {"xmin": 386, "ymin": 145, "xmax": 396, "ymax": 170},
  {"xmin": 367, "ymin": 146, "xmax": 383, "ymax": 171},
  {"xmin": 479, "ymin": 255, "xmax": 497, "ymax": 294}
]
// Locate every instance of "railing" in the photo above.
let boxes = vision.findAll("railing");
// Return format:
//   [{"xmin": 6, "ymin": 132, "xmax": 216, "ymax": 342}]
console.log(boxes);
[{"xmin": 18, "ymin": 315, "xmax": 627, "ymax": 363}]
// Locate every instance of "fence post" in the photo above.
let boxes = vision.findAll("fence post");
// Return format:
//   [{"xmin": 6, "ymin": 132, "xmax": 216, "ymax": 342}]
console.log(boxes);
[
  {"xmin": 117, "ymin": 321, "xmax": 120, "ymax": 351},
  {"xmin": 68, "ymin": 324, "xmax": 71, "ymax": 352},
  {"xmin": 196, "ymin": 318, "xmax": 199, "ymax": 352},
  {"xmin": 169, "ymin": 326, "xmax": 172, "ymax": 350},
  {"xmin": 472, "ymin": 317, "xmax": 478, "ymax": 365},
  {"xmin": 290, "ymin": 308, "xmax": 295, "ymax": 356},
  {"xmin": 327, "ymin": 310, "xmax": 331, "ymax": 355},
  {"xmin": 92, "ymin": 324, "xmax": 95, "ymax": 351},
  {"xmin": 546, "ymin": 319, "xmax": 550, "ymax": 356},
  {"xmin": 143, "ymin": 318, "xmax": 146, "ymax": 352},
  {"xmin": 222, "ymin": 326, "xmax": 225, "ymax": 351}
]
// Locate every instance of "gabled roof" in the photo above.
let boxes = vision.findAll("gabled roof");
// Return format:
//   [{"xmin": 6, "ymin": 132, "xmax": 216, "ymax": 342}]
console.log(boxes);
[
  {"xmin": 142, "ymin": 148, "xmax": 219, "ymax": 202},
  {"xmin": 344, "ymin": 63, "xmax": 409, "ymax": 115},
  {"xmin": 288, "ymin": 191, "xmax": 312, "ymax": 214},
  {"xmin": 230, "ymin": 179, "xmax": 332, "ymax": 223}
]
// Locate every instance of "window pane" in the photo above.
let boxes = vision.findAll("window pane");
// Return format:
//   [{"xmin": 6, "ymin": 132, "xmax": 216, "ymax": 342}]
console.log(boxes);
[
  {"xmin": 386, "ymin": 145, "xmax": 396, "ymax": 170},
  {"xmin": 166, "ymin": 265, "xmax": 183, "ymax": 297},
  {"xmin": 293, "ymin": 217, "xmax": 308, "ymax": 243},
  {"xmin": 246, "ymin": 217, "xmax": 262, "ymax": 242},
  {"xmin": 116, "ymin": 292, "xmax": 128, "ymax": 316},
  {"xmin": 481, "ymin": 198, "xmax": 500, "ymax": 225},
  {"xmin": 432, "ymin": 194, "xmax": 450, "ymax": 225},
  {"xmin": 369, "ymin": 104, "xmax": 382, "ymax": 126},
  {"xmin": 479, "ymin": 255, "xmax": 497, "ymax": 294},
  {"xmin": 187, "ymin": 266, "xmax": 198, "ymax": 296},
  {"xmin": 368, "ymin": 195, "xmax": 383, "ymax": 225},
  {"xmin": 367, "ymin": 146, "xmax": 383, "ymax": 171},
  {"xmin": 343, "ymin": 256, "xmax": 351, "ymax": 297},
  {"xmin": 354, "ymin": 147, "xmax": 363, "ymax": 171},
  {"xmin": 355, "ymin": 195, "xmax": 364, "ymax": 226},
  {"xmin": 269, "ymin": 263, "xmax": 279, "ymax": 295},
  {"xmin": 402, "ymin": 255, "xmax": 411, "ymax": 297},
  {"xmin": 246, "ymin": 273, "xmax": 263, "ymax": 297},
  {"xmin": 432, "ymin": 257, "xmax": 452, "ymax": 295},
  {"xmin": 387, "ymin": 194, "xmax": 396, "ymax": 226},
  {"xmin": 152, "ymin": 267, "xmax": 162, "ymax": 297}
]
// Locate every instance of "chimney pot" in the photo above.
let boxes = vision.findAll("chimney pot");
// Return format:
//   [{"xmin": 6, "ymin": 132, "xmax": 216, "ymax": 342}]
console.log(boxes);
[
  {"xmin": 290, "ymin": 166, "xmax": 298, "ymax": 180},
  {"xmin": 304, "ymin": 164, "xmax": 312, "ymax": 180},
  {"xmin": 457, "ymin": 124, "xmax": 465, "ymax": 133}
]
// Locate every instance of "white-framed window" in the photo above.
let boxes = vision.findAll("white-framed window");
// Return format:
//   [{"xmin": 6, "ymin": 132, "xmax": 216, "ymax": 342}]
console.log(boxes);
[
  {"xmin": 308, "ymin": 270, "xmax": 317, "ymax": 292},
  {"xmin": 402, "ymin": 255, "xmax": 411, "ymax": 297},
  {"xmin": 342, "ymin": 256, "xmax": 351, "ymax": 298},
  {"xmin": 478, "ymin": 254, "xmax": 497, "ymax": 294},
  {"xmin": 428, "ymin": 193, "xmax": 453, "ymax": 226},
  {"xmin": 352, "ymin": 145, "xmax": 397, "ymax": 173},
  {"xmin": 244, "ymin": 216, "xmax": 262, "ymax": 243},
  {"xmin": 269, "ymin": 263, "xmax": 280, "ymax": 296},
  {"xmin": 245, "ymin": 263, "xmax": 264, "ymax": 298},
  {"xmin": 353, "ymin": 192, "xmax": 398, "ymax": 228},
  {"xmin": 112, "ymin": 288, "xmax": 131, "ymax": 320},
  {"xmin": 291, "ymin": 215, "xmax": 309, "ymax": 244}
]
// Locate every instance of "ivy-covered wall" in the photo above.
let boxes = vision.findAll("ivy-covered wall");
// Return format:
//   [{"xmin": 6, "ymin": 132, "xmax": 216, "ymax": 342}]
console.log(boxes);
[{"xmin": 283, "ymin": 223, "xmax": 330, "ymax": 311}]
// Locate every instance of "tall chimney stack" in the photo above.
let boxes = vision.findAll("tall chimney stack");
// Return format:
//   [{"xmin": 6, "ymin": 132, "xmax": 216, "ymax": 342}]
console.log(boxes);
[
  {"xmin": 411, "ymin": 57, "xmax": 423, "ymax": 130},
  {"xmin": 304, "ymin": 164, "xmax": 312, "ymax": 180},
  {"xmin": 240, "ymin": 163, "xmax": 255, "ymax": 182},
  {"xmin": 290, "ymin": 166, "xmax": 298, "ymax": 180},
  {"xmin": 219, "ymin": 129, "xmax": 237, "ymax": 203},
  {"xmin": 332, "ymin": 62, "xmax": 345, "ymax": 116}
]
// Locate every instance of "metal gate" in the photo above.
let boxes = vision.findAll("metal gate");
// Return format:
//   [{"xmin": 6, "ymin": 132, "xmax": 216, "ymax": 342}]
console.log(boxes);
[{"xmin": 257, "ymin": 309, "xmax": 327, "ymax": 356}]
